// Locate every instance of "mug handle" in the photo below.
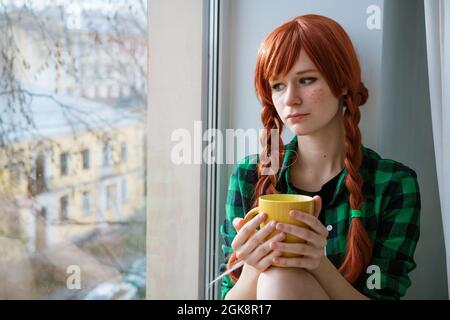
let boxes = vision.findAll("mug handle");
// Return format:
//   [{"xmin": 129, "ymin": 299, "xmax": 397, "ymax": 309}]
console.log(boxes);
[{"xmin": 242, "ymin": 207, "xmax": 260, "ymax": 224}]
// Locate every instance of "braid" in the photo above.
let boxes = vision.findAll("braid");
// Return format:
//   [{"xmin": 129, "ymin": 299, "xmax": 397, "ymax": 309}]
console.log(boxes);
[
  {"xmin": 226, "ymin": 104, "xmax": 285, "ymax": 283},
  {"xmin": 252, "ymin": 104, "xmax": 286, "ymax": 209},
  {"xmin": 338, "ymin": 87, "xmax": 373, "ymax": 284}
]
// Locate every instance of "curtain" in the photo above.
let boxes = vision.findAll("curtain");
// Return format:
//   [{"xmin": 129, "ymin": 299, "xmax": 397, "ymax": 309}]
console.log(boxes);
[{"xmin": 424, "ymin": 0, "xmax": 450, "ymax": 297}]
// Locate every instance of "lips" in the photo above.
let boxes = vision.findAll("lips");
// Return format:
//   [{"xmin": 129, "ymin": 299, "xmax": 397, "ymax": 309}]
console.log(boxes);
[{"xmin": 287, "ymin": 113, "xmax": 309, "ymax": 119}]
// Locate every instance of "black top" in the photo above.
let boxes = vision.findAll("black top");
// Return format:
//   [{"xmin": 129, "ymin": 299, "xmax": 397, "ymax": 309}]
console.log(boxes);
[{"xmin": 289, "ymin": 170, "xmax": 343, "ymax": 220}]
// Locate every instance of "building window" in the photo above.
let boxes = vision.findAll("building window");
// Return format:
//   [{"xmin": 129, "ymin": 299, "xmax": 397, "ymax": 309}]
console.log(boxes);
[
  {"xmin": 10, "ymin": 163, "xmax": 21, "ymax": 186},
  {"xmin": 82, "ymin": 149, "xmax": 90, "ymax": 170},
  {"xmin": 120, "ymin": 142, "xmax": 127, "ymax": 163},
  {"xmin": 35, "ymin": 154, "xmax": 46, "ymax": 194},
  {"xmin": 106, "ymin": 183, "xmax": 116, "ymax": 210},
  {"xmin": 59, "ymin": 195, "xmax": 69, "ymax": 222},
  {"xmin": 102, "ymin": 142, "xmax": 113, "ymax": 167},
  {"xmin": 82, "ymin": 191, "xmax": 91, "ymax": 215},
  {"xmin": 121, "ymin": 179, "xmax": 127, "ymax": 204},
  {"xmin": 60, "ymin": 152, "xmax": 69, "ymax": 176}
]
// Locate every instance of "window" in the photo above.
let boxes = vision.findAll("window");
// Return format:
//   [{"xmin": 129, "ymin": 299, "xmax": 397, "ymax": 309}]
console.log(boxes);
[
  {"xmin": 82, "ymin": 149, "xmax": 90, "ymax": 170},
  {"xmin": 102, "ymin": 142, "xmax": 113, "ymax": 167},
  {"xmin": 9, "ymin": 163, "xmax": 21, "ymax": 186},
  {"xmin": 0, "ymin": 0, "xmax": 147, "ymax": 300},
  {"xmin": 60, "ymin": 195, "xmax": 69, "ymax": 222},
  {"xmin": 121, "ymin": 142, "xmax": 127, "ymax": 163},
  {"xmin": 60, "ymin": 152, "xmax": 69, "ymax": 176},
  {"xmin": 121, "ymin": 179, "xmax": 128, "ymax": 204},
  {"xmin": 82, "ymin": 191, "xmax": 91, "ymax": 215},
  {"xmin": 106, "ymin": 183, "xmax": 116, "ymax": 210},
  {"xmin": 35, "ymin": 154, "xmax": 46, "ymax": 194}
]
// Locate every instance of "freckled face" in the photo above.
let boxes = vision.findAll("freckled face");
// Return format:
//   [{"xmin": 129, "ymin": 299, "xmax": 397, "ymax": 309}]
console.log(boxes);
[{"xmin": 269, "ymin": 50, "xmax": 341, "ymax": 136}]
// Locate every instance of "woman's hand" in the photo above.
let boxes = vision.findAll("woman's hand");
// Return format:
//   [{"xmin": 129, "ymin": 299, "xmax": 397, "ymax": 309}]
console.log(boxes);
[
  {"xmin": 270, "ymin": 196, "xmax": 329, "ymax": 271},
  {"xmin": 231, "ymin": 213, "xmax": 285, "ymax": 272}
]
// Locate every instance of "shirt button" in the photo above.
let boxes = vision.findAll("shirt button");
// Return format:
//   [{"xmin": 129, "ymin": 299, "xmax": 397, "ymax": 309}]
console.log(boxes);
[{"xmin": 326, "ymin": 225, "xmax": 333, "ymax": 232}]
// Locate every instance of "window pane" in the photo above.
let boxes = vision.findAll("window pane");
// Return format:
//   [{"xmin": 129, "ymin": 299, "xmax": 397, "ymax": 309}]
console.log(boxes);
[
  {"xmin": 121, "ymin": 142, "xmax": 127, "ymax": 163},
  {"xmin": 82, "ymin": 191, "xmax": 91, "ymax": 215},
  {"xmin": 82, "ymin": 149, "xmax": 90, "ymax": 170},
  {"xmin": 60, "ymin": 153, "xmax": 69, "ymax": 176},
  {"xmin": 0, "ymin": 0, "xmax": 147, "ymax": 300},
  {"xmin": 60, "ymin": 195, "xmax": 69, "ymax": 222},
  {"xmin": 121, "ymin": 179, "xmax": 127, "ymax": 204}
]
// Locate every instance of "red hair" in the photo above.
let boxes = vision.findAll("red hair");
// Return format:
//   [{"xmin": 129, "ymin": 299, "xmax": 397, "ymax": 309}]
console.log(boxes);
[{"xmin": 229, "ymin": 14, "xmax": 372, "ymax": 285}]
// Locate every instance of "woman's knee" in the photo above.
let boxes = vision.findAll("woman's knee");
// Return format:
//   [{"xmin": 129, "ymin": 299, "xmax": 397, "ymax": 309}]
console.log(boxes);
[
  {"xmin": 257, "ymin": 267, "xmax": 329, "ymax": 299},
  {"xmin": 258, "ymin": 267, "xmax": 312, "ymax": 285}
]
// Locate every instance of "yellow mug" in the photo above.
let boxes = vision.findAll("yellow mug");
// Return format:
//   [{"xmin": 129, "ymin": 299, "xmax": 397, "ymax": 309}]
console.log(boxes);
[{"xmin": 242, "ymin": 194, "xmax": 315, "ymax": 258}]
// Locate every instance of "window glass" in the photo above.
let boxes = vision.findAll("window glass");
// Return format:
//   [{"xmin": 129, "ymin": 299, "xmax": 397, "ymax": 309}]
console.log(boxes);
[{"xmin": 0, "ymin": 0, "xmax": 147, "ymax": 299}]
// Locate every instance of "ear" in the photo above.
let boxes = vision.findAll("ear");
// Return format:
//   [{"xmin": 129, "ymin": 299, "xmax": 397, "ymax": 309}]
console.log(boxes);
[
  {"xmin": 312, "ymin": 195, "xmax": 322, "ymax": 218},
  {"xmin": 341, "ymin": 87, "xmax": 348, "ymax": 96}
]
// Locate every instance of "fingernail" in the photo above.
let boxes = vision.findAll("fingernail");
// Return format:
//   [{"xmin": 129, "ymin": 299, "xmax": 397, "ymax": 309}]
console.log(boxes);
[{"xmin": 291, "ymin": 210, "xmax": 301, "ymax": 217}]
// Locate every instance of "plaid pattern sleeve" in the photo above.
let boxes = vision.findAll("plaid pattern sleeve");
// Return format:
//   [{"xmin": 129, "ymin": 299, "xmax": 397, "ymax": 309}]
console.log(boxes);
[
  {"xmin": 356, "ymin": 164, "xmax": 421, "ymax": 300},
  {"xmin": 220, "ymin": 155, "xmax": 258, "ymax": 300}
]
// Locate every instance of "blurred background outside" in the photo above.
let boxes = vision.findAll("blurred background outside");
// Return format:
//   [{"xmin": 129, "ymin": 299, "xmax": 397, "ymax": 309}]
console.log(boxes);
[{"xmin": 0, "ymin": 0, "xmax": 147, "ymax": 299}]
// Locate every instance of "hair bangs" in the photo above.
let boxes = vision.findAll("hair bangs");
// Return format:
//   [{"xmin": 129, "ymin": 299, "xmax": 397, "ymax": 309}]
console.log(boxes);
[{"xmin": 262, "ymin": 22, "xmax": 303, "ymax": 81}]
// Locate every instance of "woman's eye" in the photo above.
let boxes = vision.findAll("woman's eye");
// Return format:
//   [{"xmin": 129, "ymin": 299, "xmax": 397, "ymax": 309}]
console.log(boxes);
[
  {"xmin": 299, "ymin": 77, "xmax": 316, "ymax": 85},
  {"xmin": 271, "ymin": 83, "xmax": 285, "ymax": 91}
]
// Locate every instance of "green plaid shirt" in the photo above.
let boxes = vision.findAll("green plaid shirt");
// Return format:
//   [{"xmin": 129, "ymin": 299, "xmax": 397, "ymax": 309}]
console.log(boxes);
[{"xmin": 220, "ymin": 135, "xmax": 421, "ymax": 300}]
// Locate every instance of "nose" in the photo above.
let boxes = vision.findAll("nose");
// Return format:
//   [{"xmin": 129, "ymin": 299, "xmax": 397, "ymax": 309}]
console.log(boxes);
[{"xmin": 284, "ymin": 83, "xmax": 302, "ymax": 106}]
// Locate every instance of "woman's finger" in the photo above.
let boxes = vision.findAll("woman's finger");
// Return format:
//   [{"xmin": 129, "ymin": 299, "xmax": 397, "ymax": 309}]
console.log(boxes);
[
  {"xmin": 276, "ymin": 223, "xmax": 327, "ymax": 249},
  {"xmin": 289, "ymin": 210, "xmax": 329, "ymax": 238},
  {"xmin": 270, "ymin": 242, "xmax": 321, "ymax": 259},
  {"xmin": 235, "ymin": 220, "xmax": 277, "ymax": 260},
  {"xmin": 255, "ymin": 250, "xmax": 282, "ymax": 271},
  {"xmin": 245, "ymin": 231, "xmax": 285, "ymax": 266},
  {"xmin": 232, "ymin": 217, "xmax": 245, "ymax": 232},
  {"xmin": 272, "ymin": 256, "xmax": 320, "ymax": 270},
  {"xmin": 313, "ymin": 195, "xmax": 322, "ymax": 218},
  {"xmin": 231, "ymin": 213, "xmax": 267, "ymax": 252}
]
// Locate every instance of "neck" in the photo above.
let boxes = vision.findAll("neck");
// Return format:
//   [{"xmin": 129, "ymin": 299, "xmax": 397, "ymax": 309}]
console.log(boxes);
[{"xmin": 295, "ymin": 112, "xmax": 346, "ymax": 178}]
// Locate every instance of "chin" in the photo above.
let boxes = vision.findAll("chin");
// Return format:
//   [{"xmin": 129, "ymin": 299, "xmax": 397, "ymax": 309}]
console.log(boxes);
[{"xmin": 288, "ymin": 124, "xmax": 313, "ymax": 136}]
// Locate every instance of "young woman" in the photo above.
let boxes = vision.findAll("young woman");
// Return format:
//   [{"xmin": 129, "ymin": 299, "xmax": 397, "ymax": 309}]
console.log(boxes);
[{"xmin": 220, "ymin": 14, "xmax": 420, "ymax": 300}]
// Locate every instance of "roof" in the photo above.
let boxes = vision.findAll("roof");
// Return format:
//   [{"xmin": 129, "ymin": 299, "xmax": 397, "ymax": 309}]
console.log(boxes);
[{"xmin": 0, "ymin": 87, "xmax": 143, "ymax": 143}]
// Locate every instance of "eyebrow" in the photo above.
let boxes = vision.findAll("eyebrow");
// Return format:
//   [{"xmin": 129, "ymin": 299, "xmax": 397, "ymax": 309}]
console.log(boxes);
[
  {"xmin": 270, "ymin": 69, "xmax": 318, "ymax": 82},
  {"xmin": 295, "ymin": 69, "xmax": 317, "ymax": 75}
]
